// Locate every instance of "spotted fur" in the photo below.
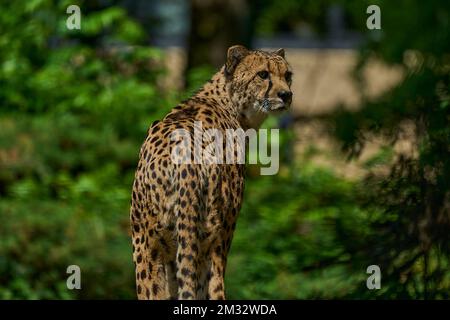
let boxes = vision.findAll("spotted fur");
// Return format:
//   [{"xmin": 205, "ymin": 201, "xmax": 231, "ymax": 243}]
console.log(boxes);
[{"xmin": 130, "ymin": 45, "xmax": 293, "ymax": 299}]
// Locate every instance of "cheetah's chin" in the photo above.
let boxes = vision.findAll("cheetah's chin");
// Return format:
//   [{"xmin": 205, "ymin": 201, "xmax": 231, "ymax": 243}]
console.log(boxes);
[{"xmin": 270, "ymin": 102, "xmax": 290, "ymax": 112}]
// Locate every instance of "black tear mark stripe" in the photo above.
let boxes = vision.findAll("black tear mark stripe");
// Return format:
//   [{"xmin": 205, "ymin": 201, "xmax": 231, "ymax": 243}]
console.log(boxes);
[
  {"xmin": 264, "ymin": 61, "xmax": 272, "ymax": 99},
  {"xmin": 265, "ymin": 78, "xmax": 272, "ymax": 98}
]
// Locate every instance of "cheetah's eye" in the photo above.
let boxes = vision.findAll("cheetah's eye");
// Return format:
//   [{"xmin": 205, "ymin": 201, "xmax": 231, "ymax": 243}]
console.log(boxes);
[
  {"xmin": 257, "ymin": 71, "xmax": 269, "ymax": 80},
  {"xmin": 285, "ymin": 71, "xmax": 292, "ymax": 83}
]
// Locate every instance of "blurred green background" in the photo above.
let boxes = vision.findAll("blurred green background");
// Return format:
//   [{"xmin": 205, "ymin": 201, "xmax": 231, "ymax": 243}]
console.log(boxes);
[{"xmin": 0, "ymin": 0, "xmax": 448, "ymax": 299}]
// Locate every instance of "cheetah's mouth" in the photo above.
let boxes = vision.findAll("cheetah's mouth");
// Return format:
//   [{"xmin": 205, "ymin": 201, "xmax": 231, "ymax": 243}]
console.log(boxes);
[{"xmin": 256, "ymin": 98, "xmax": 290, "ymax": 113}]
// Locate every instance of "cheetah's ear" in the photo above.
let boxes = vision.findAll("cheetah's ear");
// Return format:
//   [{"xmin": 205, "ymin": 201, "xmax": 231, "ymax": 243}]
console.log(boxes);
[
  {"xmin": 273, "ymin": 48, "xmax": 285, "ymax": 58},
  {"xmin": 225, "ymin": 45, "xmax": 249, "ymax": 79}
]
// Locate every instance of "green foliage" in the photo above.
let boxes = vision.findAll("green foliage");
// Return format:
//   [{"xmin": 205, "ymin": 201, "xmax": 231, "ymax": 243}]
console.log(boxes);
[
  {"xmin": 254, "ymin": 0, "xmax": 371, "ymax": 37},
  {"xmin": 254, "ymin": 0, "xmax": 334, "ymax": 36},
  {"xmin": 0, "ymin": 0, "xmax": 170, "ymax": 299},
  {"xmin": 328, "ymin": 0, "xmax": 450, "ymax": 299},
  {"xmin": 227, "ymin": 165, "xmax": 374, "ymax": 299}
]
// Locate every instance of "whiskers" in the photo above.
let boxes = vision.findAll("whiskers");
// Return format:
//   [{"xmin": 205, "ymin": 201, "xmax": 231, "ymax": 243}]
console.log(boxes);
[{"xmin": 254, "ymin": 99, "xmax": 270, "ymax": 113}]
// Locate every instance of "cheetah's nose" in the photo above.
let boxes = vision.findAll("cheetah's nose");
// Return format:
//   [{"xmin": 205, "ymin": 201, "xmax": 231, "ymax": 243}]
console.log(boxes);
[{"xmin": 278, "ymin": 90, "xmax": 292, "ymax": 103}]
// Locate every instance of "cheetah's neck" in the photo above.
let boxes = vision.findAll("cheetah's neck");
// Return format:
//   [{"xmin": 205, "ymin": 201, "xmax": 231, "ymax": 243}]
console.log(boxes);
[{"xmin": 194, "ymin": 68, "xmax": 230, "ymax": 110}]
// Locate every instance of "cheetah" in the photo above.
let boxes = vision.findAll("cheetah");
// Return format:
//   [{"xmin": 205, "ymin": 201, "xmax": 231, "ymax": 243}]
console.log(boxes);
[{"xmin": 130, "ymin": 45, "xmax": 293, "ymax": 300}]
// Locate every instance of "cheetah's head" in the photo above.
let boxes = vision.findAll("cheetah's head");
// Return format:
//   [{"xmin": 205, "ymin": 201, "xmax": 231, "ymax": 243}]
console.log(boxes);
[{"xmin": 224, "ymin": 45, "xmax": 293, "ymax": 119}]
